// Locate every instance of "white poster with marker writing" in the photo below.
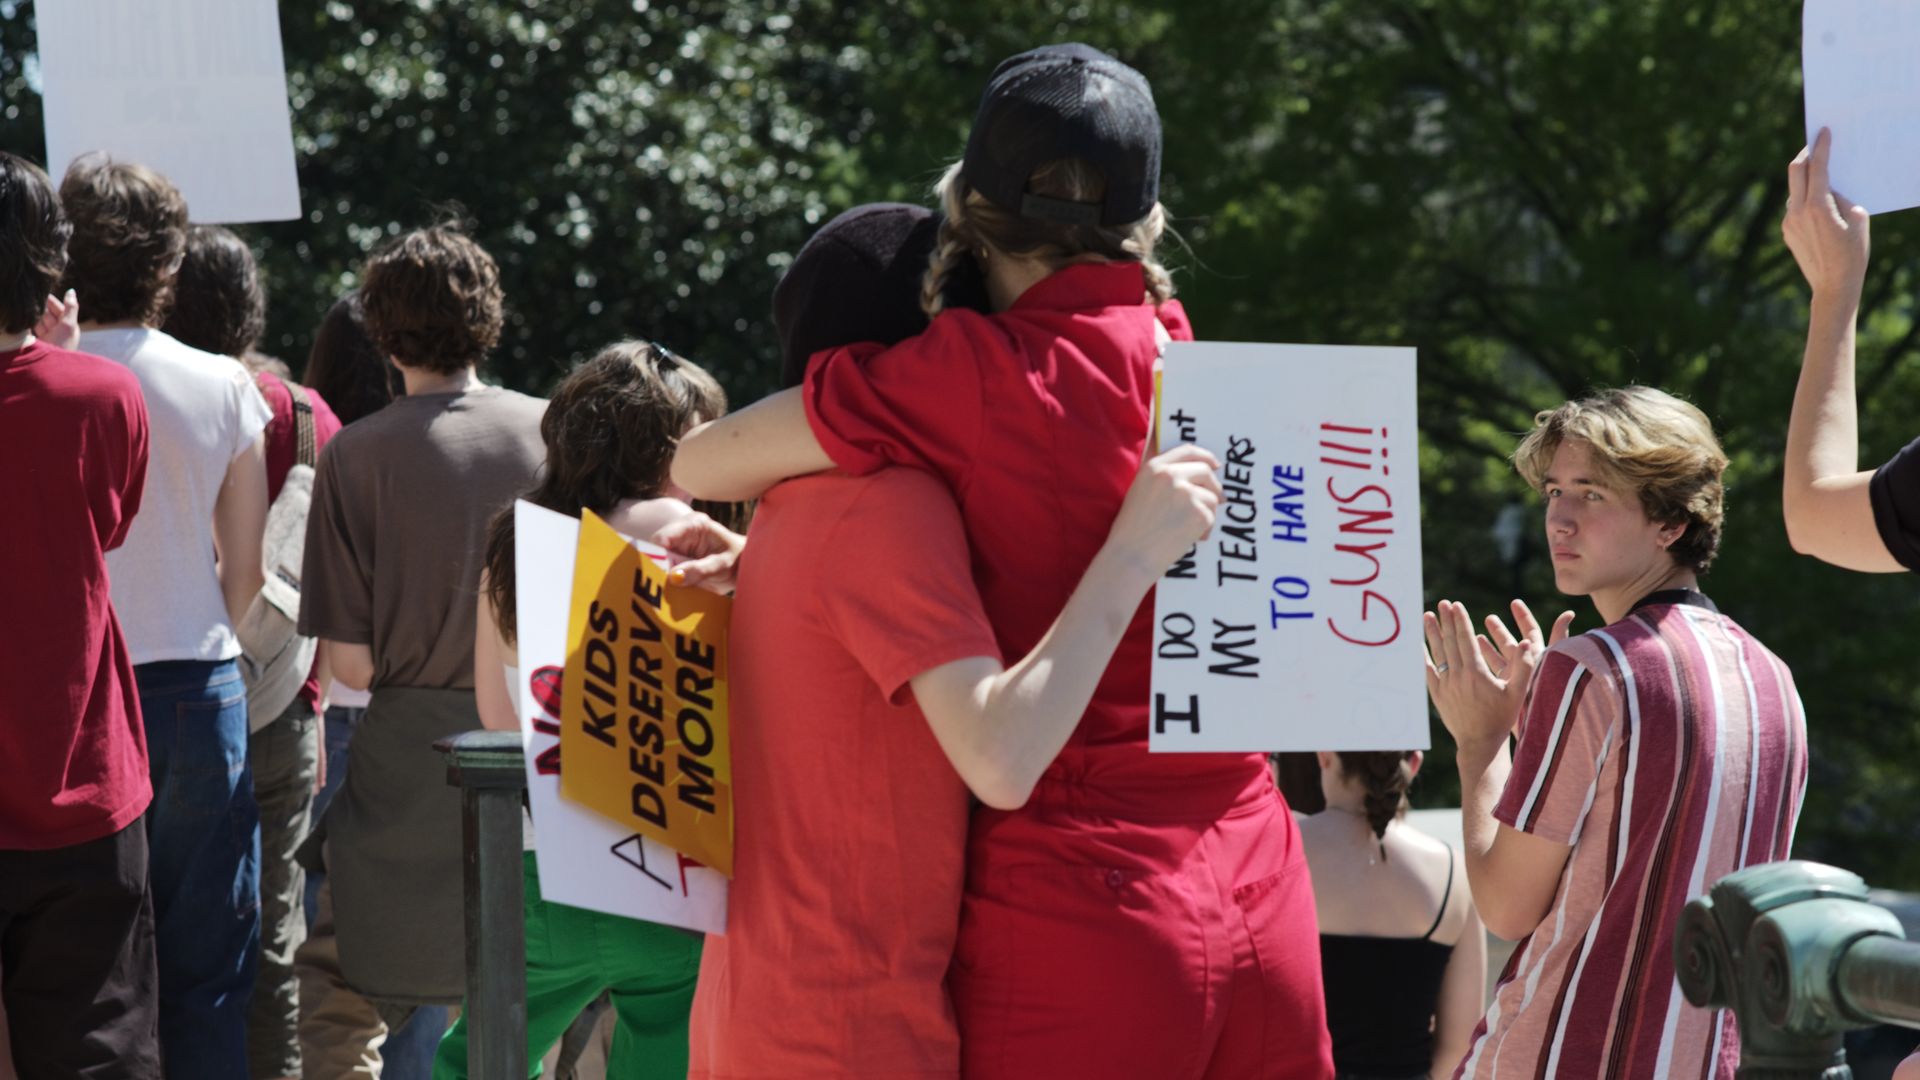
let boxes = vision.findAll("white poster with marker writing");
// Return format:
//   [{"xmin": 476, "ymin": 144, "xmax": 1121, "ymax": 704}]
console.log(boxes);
[
  {"xmin": 1150, "ymin": 342, "xmax": 1426, "ymax": 753},
  {"xmin": 37, "ymin": 0, "xmax": 301, "ymax": 224},
  {"xmin": 514, "ymin": 501, "xmax": 727, "ymax": 934}
]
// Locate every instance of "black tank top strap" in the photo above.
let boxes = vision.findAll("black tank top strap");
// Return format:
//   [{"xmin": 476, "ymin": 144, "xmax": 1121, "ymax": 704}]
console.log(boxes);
[{"xmin": 1422, "ymin": 841, "xmax": 1455, "ymax": 941}]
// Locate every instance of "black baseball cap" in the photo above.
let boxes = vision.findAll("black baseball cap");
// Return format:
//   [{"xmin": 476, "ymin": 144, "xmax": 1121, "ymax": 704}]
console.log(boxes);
[
  {"xmin": 961, "ymin": 43, "xmax": 1162, "ymax": 227},
  {"xmin": 772, "ymin": 203, "xmax": 989, "ymax": 389}
]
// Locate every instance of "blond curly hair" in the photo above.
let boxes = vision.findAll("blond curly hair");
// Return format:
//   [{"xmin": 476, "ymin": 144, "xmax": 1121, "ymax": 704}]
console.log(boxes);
[{"xmin": 1513, "ymin": 386, "xmax": 1729, "ymax": 573}]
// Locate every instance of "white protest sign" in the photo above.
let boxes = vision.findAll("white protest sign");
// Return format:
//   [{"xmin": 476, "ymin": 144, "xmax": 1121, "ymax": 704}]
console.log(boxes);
[
  {"xmin": 1803, "ymin": 0, "xmax": 1920, "ymax": 216},
  {"xmin": 37, "ymin": 0, "xmax": 301, "ymax": 224},
  {"xmin": 1151, "ymin": 342, "xmax": 1426, "ymax": 753},
  {"xmin": 515, "ymin": 501, "xmax": 727, "ymax": 934}
]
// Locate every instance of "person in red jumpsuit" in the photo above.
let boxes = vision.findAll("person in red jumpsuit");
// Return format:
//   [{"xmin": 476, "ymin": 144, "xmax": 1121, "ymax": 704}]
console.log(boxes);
[{"xmin": 674, "ymin": 43, "xmax": 1334, "ymax": 1080}]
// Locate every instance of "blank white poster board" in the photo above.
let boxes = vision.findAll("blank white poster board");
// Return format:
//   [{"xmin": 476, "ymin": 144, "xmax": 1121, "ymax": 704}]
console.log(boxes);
[
  {"xmin": 1151, "ymin": 342, "xmax": 1427, "ymax": 753},
  {"xmin": 514, "ymin": 502, "xmax": 728, "ymax": 934},
  {"xmin": 1804, "ymin": 0, "xmax": 1920, "ymax": 216},
  {"xmin": 37, "ymin": 0, "xmax": 301, "ymax": 224}
]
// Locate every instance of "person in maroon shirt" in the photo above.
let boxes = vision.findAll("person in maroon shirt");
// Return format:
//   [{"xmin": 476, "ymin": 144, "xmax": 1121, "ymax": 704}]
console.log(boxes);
[
  {"xmin": 0, "ymin": 151, "xmax": 160, "ymax": 1077},
  {"xmin": 163, "ymin": 223, "xmax": 344, "ymax": 1080}
]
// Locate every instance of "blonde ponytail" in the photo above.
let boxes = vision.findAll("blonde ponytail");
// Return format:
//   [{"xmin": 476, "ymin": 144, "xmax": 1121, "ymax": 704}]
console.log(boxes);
[
  {"xmin": 923, "ymin": 163, "xmax": 979, "ymax": 318},
  {"xmin": 1126, "ymin": 202, "xmax": 1176, "ymax": 305}
]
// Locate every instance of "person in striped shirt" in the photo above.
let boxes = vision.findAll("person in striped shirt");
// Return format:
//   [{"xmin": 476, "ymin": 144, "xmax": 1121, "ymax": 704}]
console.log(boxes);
[{"xmin": 1423, "ymin": 386, "xmax": 1809, "ymax": 1079}]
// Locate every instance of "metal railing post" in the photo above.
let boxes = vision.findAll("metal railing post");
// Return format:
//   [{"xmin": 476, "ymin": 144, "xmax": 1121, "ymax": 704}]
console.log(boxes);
[
  {"xmin": 438, "ymin": 730, "xmax": 528, "ymax": 1080},
  {"xmin": 1677, "ymin": 860, "xmax": 1920, "ymax": 1079}
]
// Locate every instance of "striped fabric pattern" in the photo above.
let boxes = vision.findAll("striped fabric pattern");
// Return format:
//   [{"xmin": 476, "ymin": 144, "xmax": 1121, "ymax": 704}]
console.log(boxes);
[{"xmin": 1455, "ymin": 600, "xmax": 1807, "ymax": 1080}]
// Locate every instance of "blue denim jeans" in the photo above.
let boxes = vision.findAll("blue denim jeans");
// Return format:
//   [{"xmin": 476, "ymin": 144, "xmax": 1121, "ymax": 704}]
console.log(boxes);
[
  {"xmin": 303, "ymin": 703, "xmax": 447, "ymax": 1080},
  {"xmin": 303, "ymin": 703, "xmax": 360, "ymax": 924},
  {"xmin": 136, "ymin": 658, "xmax": 261, "ymax": 1080}
]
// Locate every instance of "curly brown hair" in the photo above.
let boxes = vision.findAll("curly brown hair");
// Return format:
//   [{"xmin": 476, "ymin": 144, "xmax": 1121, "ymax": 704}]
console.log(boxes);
[
  {"xmin": 0, "ymin": 152, "xmax": 71, "ymax": 335},
  {"xmin": 359, "ymin": 225, "xmax": 503, "ymax": 374},
  {"xmin": 58, "ymin": 154, "xmax": 188, "ymax": 327},
  {"xmin": 161, "ymin": 225, "xmax": 265, "ymax": 358},
  {"xmin": 482, "ymin": 341, "xmax": 727, "ymax": 646},
  {"xmin": 1513, "ymin": 386, "xmax": 1729, "ymax": 573}
]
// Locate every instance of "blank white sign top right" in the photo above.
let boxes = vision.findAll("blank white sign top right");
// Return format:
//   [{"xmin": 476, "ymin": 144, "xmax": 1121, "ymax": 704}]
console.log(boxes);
[{"xmin": 1804, "ymin": 0, "xmax": 1920, "ymax": 216}]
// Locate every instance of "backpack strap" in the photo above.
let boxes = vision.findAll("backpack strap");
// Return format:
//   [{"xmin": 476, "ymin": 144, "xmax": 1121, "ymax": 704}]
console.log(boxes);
[{"xmin": 284, "ymin": 380, "xmax": 318, "ymax": 468}]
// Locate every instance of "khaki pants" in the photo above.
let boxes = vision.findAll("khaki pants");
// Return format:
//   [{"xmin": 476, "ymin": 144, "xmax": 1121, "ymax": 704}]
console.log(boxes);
[
  {"xmin": 297, "ymin": 879, "xmax": 387, "ymax": 1079},
  {"xmin": 248, "ymin": 700, "xmax": 321, "ymax": 1079}
]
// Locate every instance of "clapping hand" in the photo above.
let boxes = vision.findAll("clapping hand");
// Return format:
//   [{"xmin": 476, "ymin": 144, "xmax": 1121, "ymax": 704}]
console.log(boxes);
[{"xmin": 1424, "ymin": 599, "xmax": 1573, "ymax": 755}]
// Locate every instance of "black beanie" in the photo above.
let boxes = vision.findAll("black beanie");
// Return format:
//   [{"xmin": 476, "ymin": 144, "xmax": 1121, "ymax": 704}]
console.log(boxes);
[{"xmin": 772, "ymin": 202, "xmax": 989, "ymax": 389}]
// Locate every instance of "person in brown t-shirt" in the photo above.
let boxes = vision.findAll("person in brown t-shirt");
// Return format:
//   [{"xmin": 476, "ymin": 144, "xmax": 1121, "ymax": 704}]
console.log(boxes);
[{"xmin": 293, "ymin": 224, "xmax": 544, "ymax": 1080}]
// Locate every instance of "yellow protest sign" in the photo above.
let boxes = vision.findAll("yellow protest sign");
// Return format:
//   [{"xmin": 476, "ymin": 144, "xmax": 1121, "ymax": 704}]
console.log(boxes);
[{"xmin": 558, "ymin": 510, "xmax": 733, "ymax": 877}]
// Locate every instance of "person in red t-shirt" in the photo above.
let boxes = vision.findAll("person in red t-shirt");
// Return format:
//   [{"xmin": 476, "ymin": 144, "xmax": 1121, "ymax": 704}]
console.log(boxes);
[
  {"xmin": 0, "ymin": 150, "xmax": 160, "ymax": 1078},
  {"xmin": 162, "ymin": 223, "xmax": 344, "ymax": 1080},
  {"xmin": 674, "ymin": 47, "xmax": 1332, "ymax": 1079}
]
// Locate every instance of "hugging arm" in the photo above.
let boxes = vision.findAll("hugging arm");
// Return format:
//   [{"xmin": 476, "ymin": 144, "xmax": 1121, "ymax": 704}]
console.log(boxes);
[
  {"xmin": 672, "ymin": 388, "xmax": 833, "ymax": 502},
  {"xmin": 657, "ymin": 442, "xmax": 1223, "ymax": 810},
  {"xmin": 909, "ymin": 446, "xmax": 1221, "ymax": 809}
]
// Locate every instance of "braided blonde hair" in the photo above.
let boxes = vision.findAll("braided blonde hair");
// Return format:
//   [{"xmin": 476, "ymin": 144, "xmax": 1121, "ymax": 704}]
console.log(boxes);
[{"xmin": 921, "ymin": 159, "xmax": 1174, "ymax": 318}]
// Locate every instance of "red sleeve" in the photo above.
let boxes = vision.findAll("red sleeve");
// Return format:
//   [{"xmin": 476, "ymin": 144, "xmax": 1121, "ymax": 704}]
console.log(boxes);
[
  {"xmin": 1157, "ymin": 298, "xmax": 1195, "ymax": 342},
  {"xmin": 817, "ymin": 471, "xmax": 1000, "ymax": 705},
  {"xmin": 800, "ymin": 311, "xmax": 991, "ymax": 481},
  {"xmin": 106, "ymin": 374, "xmax": 149, "ymax": 553},
  {"xmin": 1494, "ymin": 644, "xmax": 1620, "ymax": 846}
]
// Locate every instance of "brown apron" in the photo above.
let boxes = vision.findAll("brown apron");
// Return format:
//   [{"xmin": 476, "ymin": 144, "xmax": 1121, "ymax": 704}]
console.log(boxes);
[{"xmin": 322, "ymin": 686, "xmax": 476, "ymax": 1004}]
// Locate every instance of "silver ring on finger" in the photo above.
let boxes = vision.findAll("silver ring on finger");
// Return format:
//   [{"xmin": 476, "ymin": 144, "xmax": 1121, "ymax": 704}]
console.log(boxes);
[{"xmin": 1435, "ymin": 662, "xmax": 1450, "ymax": 674}]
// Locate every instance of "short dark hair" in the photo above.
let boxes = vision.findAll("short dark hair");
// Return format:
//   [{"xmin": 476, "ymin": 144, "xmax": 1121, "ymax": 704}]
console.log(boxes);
[
  {"xmin": 0, "ymin": 152, "xmax": 73, "ymax": 335},
  {"xmin": 303, "ymin": 291, "xmax": 400, "ymax": 426},
  {"xmin": 161, "ymin": 225, "xmax": 265, "ymax": 358},
  {"xmin": 359, "ymin": 225, "xmax": 504, "ymax": 374},
  {"xmin": 772, "ymin": 203, "xmax": 990, "ymax": 389},
  {"xmin": 59, "ymin": 154, "xmax": 189, "ymax": 327}
]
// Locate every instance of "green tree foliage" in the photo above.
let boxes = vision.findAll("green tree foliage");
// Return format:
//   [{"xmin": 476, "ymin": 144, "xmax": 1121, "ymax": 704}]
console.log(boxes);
[
  {"xmin": 1210, "ymin": 0, "xmax": 1920, "ymax": 884},
  {"xmin": 3, "ymin": 0, "xmax": 1916, "ymax": 881}
]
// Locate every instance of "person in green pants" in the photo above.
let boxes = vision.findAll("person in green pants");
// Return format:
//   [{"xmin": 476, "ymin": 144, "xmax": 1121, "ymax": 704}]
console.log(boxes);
[
  {"xmin": 432, "ymin": 852, "xmax": 704, "ymax": 1078},
  {"xmin": 436, "ymin": 340, "xmax": 731, "ymax": 1078}
]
